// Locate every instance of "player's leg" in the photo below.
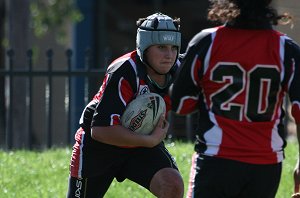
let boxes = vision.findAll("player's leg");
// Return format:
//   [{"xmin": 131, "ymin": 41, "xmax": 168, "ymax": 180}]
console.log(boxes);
[
  {"xmin": 238, "ymin": 162, "xmax": 282, "ymax": 198},
  {"xmin": 66, "ymin": 174, "xmax": 114, "ymax": 198},
  {"xmin": 118, "ymin": 143, "xmax": 184, "ymax": 198},
  {"xmin": 187, "ymin": 154, "xmax": 251, "ymax": 198},
  {"xmin": 67, "ymin": 127, "xmax": 123, "ymax": 197},
  {"xmin": 187, "ymin": 152, "xmax": 224, "ymax": 198}
]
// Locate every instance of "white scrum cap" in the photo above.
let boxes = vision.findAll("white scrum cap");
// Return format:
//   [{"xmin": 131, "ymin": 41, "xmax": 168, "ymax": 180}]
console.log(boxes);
[{"xmin": 136, "ymin": 12, "xmax": 181, "ymax": 62}]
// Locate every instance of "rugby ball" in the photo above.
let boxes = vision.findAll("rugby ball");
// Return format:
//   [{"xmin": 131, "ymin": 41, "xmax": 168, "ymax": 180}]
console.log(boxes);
[{"xmin": 121, "ymin": 93, "xmax": 166, "ymax": 135}]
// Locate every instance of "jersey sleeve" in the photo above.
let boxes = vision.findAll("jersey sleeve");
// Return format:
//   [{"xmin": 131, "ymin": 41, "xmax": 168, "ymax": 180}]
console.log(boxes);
[
  {"xmin": 171, "ymin": 56, "xmax": 200, "ymax": 115},
  {"xmin": 91, "ymin": 61, "xmax": 137, "ymax": 127},
  {"xmin": 287, "ymin": 38, "xmax": 300, "ymax": 124},
  {"xmin": 171, "ymin": 30, "xmax": 213, "ymax": 115}
]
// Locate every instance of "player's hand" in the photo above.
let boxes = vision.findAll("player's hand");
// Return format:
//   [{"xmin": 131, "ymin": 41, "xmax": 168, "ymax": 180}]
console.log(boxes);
[
  {"xmin": 148, "ymin": 114, "xmax": 169, "ymax": 147},
  {"xmin": 293, "ymin": 158, "xmax": 300, "ymax": 196}
]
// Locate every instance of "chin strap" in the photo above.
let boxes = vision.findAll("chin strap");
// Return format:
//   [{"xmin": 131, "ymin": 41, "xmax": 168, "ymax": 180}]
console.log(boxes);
[{"xmin": 147, "ymin": 73, "xmax": 172, "ymax": 90}]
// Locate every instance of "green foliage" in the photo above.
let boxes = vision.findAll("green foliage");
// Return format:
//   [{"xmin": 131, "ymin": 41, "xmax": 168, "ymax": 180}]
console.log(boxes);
[
  {"xmin": 30, "ymin": 0, "xmax": 83, "ymax": 44},
  {"xmin": 0, "ymin": 140, "xmax": 297, "ymax": 197}
]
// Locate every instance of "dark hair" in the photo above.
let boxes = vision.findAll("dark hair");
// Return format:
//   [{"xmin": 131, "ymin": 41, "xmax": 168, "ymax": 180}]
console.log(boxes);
[{"xmin": 207, "ymin": 0, "xmax": 292, "ymax": 26}]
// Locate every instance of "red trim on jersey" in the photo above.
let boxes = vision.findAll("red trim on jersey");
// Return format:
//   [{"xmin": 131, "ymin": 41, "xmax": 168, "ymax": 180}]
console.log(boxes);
[
  {"xmin": 70, "ymin": 128, "xmax": 85, "ymax": 178},
  {"xmin": 139, "ymin": 79, "xmax": 147, "ymax": 87},
  {"xmin": 119, "ymin": 77, "xmax": 134, "ymax": 106},
  {"xmin": 260, "ymin": 81, "xmax": 269, "ymax": 112},
  {"xmin": 186, "ymin": 152, "xmax": 198, "ymax": 198},
  {"xmin": 193, "ymin": 58, "xmax": 201, "ymax": 87},
  {"xmin": 163, "ymin": 95, "xmax": 171, "ymax": 115},
  {"xmin": 177, "ymin": 97, "xmax": 198, "ymax": 115},
  {"xmin": 111, "ymin": 114, "xmax": 121, "ymax": 125},
  {"xmin": 93, "ymin": 74, "xmax": 108, "ymax": 101}
]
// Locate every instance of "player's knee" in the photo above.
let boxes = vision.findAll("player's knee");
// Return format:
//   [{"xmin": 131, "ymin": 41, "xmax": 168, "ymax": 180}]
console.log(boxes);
[
  {"xmin": 169, "ymin": 175, "xmax": 184, "ymax": 196},
  {"xmin": 150, "ymin": 168, "xmax": 184, "ymax": 198},
  {"xmin": 157, "ymin": 177, "xmax": 184, "ymax": 198}
]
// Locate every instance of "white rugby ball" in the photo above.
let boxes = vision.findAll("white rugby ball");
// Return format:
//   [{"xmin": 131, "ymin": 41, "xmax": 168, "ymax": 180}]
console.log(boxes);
[{"xmin": 121, "ymin": 93, "xmax": 166, "ymax": 135}]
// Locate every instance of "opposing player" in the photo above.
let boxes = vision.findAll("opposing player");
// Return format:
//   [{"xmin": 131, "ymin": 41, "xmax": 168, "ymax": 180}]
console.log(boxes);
[
  {"xmin": 66, "ymin": 12, "xmax": 184, "ymax": 198},
  {"xmin": 171, "ymin": 0, "xmax": 300, "ymax": 197}
]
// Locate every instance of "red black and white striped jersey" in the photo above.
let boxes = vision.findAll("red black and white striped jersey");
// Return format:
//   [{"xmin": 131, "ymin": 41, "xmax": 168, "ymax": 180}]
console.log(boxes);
[
  {"xmin": 172, "ymin": 25, "xmax": 300, "ymax": 164},
  {"xmin": 79, "ymin": 50, "xmax": 178, "ymax": 130}
]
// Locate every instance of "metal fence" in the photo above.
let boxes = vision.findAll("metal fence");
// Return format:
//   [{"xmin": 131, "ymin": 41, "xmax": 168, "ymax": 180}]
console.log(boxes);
[{"xmin": 0, "ymin": 48, "xmax": 107, "ymax": 149}]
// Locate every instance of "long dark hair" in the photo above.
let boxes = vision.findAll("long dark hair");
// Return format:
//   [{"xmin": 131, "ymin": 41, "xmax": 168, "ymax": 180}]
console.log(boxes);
[{"xmin": 207, "ymin": 0, "xmax": 292, "ymax": 26}]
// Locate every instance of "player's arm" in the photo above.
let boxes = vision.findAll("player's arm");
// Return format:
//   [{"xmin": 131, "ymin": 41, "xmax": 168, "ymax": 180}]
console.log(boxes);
[
  {"xmin": 171, "ymin": 58, "xmax": 200, "ymax": 115},
  {"xmin": 91, "ymin": 115, "xmax": 168, "ymax": 148},
  {"xmin": 292, "ymin": 102, "xmax": 300, "ymax": 195},
  {"xmin": 288, "ymin": 39, "xmax": 300, "ymax": 196},
  {"xmin": 294, "ymin": 123, "xmax": 300, "ymax": 194}
]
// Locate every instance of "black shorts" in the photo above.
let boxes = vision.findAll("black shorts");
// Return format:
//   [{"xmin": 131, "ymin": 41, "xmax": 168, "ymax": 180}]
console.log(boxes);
[
  {"xmin": 187, "ymin": 153, "xmax": 282, "ymax": 198},
  {"xmin": 67, "ymin": 128, "xmax": 179, "ymax": 197}
]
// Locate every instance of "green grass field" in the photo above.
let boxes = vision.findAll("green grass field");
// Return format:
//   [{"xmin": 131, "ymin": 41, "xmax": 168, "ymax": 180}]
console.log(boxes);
[{"xmin": 0, "ymin": 139, "xmax": 298, "ymax": 198}]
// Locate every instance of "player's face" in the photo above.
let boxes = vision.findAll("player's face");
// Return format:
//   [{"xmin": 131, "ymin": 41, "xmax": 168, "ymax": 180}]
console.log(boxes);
[{"xmin": 145, "ymin": 44, "xmax": 178, "ymax": 74}]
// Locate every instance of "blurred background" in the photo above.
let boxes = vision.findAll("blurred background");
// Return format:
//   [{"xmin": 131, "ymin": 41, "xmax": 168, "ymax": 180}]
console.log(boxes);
[{"xmin": 0, "ymin": 0, "xmax": 299, "ymax": 149}]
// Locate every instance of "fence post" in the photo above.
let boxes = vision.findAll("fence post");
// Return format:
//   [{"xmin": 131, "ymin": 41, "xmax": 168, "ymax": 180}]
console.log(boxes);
[
  {"xmin": 27, "ymin": 49, "xmax": 33, "ymax": 149},
  {"xmin": 46, "ymin": 49, "xmax": 53, "ymax": 148},
  {"xmin": 66, "ymin": 49, "xmax": 72, "ymax": 145},
  {"xmin": 5, "ymin": 49, "xmax": 14, "ymax": 149}
]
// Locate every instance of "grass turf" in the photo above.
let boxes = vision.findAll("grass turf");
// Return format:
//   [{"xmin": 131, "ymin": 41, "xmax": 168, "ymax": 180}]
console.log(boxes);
[{"xmin": 0, "ymin": 139, "xmax": 298, "ymax": 197}]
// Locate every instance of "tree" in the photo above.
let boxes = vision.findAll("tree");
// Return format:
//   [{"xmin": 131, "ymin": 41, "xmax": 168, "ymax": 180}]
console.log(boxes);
[{"xmin": 30, "ymin": 0, "xmax": 82, "ymax": 44}]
